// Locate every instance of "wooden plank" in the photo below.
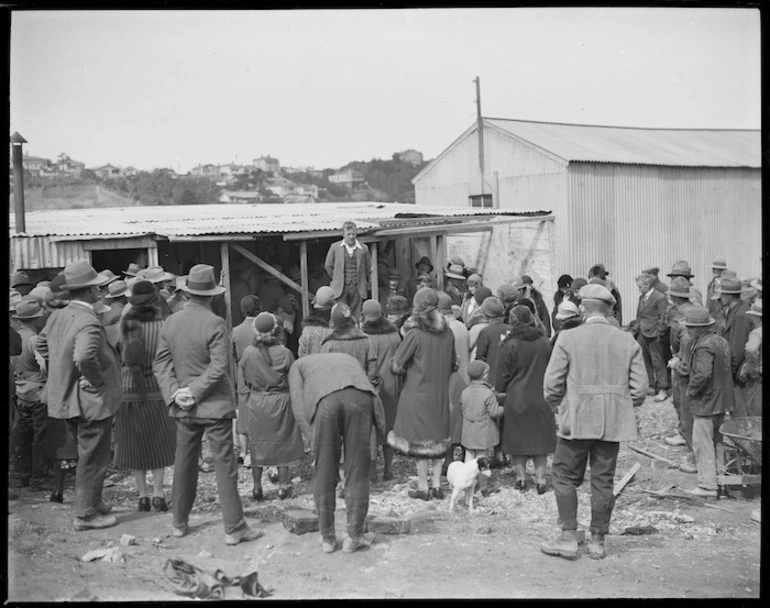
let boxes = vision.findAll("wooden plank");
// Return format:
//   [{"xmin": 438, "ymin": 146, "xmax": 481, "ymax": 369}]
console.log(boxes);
[
  {"xmin": 627, "ymin": 444, "xmax": 679, "ymax": 467},
  {"xmin": 230, "ymin": 243, "xmax": 303, "ymax": 294},
  {"xmin": 299, "ymin": 240, "xmax": 310, "ymax": 318},
  {"xmin": 613, "ymin": 462, "xmax": 641, "ymax": 497},
  {"xmin": 370, "ymin": 242, "xmax": 379, "ymax": 302},
  {"xmin": 717, "ymin": 474, "xmax": 762, "ymax": 486}
]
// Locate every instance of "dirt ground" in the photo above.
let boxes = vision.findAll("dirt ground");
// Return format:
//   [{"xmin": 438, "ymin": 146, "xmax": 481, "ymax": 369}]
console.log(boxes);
[{"xmin": 5, "ymin": 398, "xmax": 762, "ymax": 600}]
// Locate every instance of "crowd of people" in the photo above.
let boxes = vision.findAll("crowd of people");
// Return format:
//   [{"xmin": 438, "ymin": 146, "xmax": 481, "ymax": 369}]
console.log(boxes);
[{"xmin": 8, "ymin": 220, "xmax": 762, "ymax": 559}]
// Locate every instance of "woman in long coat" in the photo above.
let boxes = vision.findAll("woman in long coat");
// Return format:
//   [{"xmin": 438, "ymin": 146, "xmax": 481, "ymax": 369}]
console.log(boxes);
[
  {"xmin": 114, "ymin": 280, "xmax": 177, "ymax": 512},
  {"xmin": 495, "ymin": 304, "xmax": 556, "ymax": 494},
  {"xmin": 390, "ymin": 288, "xmax": 456, "ymax": 501},
  {"xmin": 361, "ymin": 299, "xmax": 402, "ymax": 480},
  {"xmin": 239, "ymin": 312, "xmax": 304, "ymax": 500}
]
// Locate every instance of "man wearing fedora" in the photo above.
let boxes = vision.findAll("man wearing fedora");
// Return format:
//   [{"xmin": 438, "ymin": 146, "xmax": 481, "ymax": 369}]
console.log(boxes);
[
  {"xmin": 713, "ymin": 276, "xmax": 752, "ymax": 418},
  {"xmin": 166, "ymin": 276, "xmax": 189, "ymax": 314},
  {"xmin": 35, "ymin": 260, "xmax": 121, "ymax": 530},
  {"xmin": 10, "ymin": 298, "xmax": 49, "ymax": 490},
  {"xmin": 663, "ymin": 278, "xmax": 698, "ymax": 472},
  {"xmin": 153, "ymin": 264, "xmax": 262, "ymax": 546},
  {"xmin": 681, "ymin": 305, "xmax": 734, "ymax": 499},
  {"xmin": 542, "ymin": 284, "xmax": 647, "ymax": 560},
  {"xmin": 122, "ymin": 262, "xmax": 145, "ymax": 281},
  {"xmin": 100, "ymin": 279, "xmax": 130, "ymax": 327},
  {"xmin": 666, "ymin": 260, "xmax": 703, "ymax": 306},
  {"xmin": 11, "ymin": 271, "xmax": 34, "ymax": 297},
  {"xmin": 324, "ymin": 221, "xmax": 372, "ymax": 322},
  {"xmin": 404, "ymin": 256, "xmax": 434, "ymax": 308},
  {"xmin": 706, "ymin": 257, "xmax": 728, "ymax": 327},
  {"xmin": 444, "ymin": 263, "xmax": 467, "ymax": 307}
]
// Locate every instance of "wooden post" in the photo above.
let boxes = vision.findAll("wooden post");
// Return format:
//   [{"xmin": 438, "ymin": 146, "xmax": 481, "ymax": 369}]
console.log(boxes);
[
  {"xmin": 220, "ymin": 243, "xmax": 232, "ymax": 332},
  {"xmin": 10, "ymin": 132, "xmax": 27, "ymax": 234},
  {"xmin": 147, "ymin": 243, "xmax": 159, "ymax": 267},
  {"xmin": 370, "ymin": 241, "xmax": 379, "ymax": 302},
  {"xmin": 300, "ymin": 240, "xmax": 310, "ymax": 318},
  {"xmin": 430, "ymin": 235, "xmax": 441, "ymax": 290}
]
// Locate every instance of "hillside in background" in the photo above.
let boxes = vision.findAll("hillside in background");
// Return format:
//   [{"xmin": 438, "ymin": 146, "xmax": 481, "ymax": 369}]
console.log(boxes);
[
  {"xmin": 9, "ymin": 185, "xmax": 136, "ymax": 211},
  {"xmin": 341, "ymin": 156, "xmax": 428, "ymax": 204}
]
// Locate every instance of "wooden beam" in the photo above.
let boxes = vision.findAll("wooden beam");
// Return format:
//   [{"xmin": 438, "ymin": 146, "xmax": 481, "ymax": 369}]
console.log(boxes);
[
  {"xmin": 370, "ymin": 242, "xmax": 378, "ymax": 302},
  {"xmin": 627, "ymin": 444, "xmax": 679, "ymax": 468},
  {"xmin": 371, "ymin": 215, "xmax": 555, "ymax": 237},
  {"xmin": 300, "ymin": 240, "xmax": 310, "ymax": 318},
  {"xmin": 230, "ymin": 243, "xmax": 303, "ymax": 294},
  {"xmin": 613, "ymin": 462, "xmax": 641, "ymax": 496}
]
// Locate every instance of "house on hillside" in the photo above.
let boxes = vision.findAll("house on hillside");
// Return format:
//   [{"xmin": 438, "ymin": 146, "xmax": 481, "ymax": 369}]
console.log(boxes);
[
  {"xmin": 282, "ymin": 165, "xmax": 315, "ymax": 175},
  {"xmin": 22, "ymin": 155, "xmax": 52, "ymax": 176},
  {"xmin": 54, "ymin": 154, "xmax": 86, "ymax": 176},
  {"xmin": 396, "ymin": 149, "xmax": 424, "ymax": 166},
  {"xmin": 293, "ymin": 184, "xmax": 319, "ymax": 199},
  {"xmin": 191, "ymin": 164, "xmax": 220, "ymax": 178},
  {"xmin": 89, "ymin": 164, "xmax": 121, "ymax": 179},
  {"xmin": 219, "ymin": 190, "xmax": 262, "ymax": 203},
  {"xmin": 119, "ymin": 166, "xmax": 139, "ymax": 177},
  {"xmin": 329, "ymin": 168, "xmax": 365, "ymax": 187},
  {"xmin": 412, "ymin": 117, "xmax": 762, "ymax": 323},
  {"xmin": 219, "ymin": 164, "xmax": 250, "ymax": 177},
  {"xmin": 253, "ymin": 155, "xmax": 280, "ymax": 173}
]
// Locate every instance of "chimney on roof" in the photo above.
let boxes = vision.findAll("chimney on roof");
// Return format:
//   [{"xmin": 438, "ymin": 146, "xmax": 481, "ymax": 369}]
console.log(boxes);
[{"xmin": 10, "ymin": 132, "xmax": 27, "ymax": 233}]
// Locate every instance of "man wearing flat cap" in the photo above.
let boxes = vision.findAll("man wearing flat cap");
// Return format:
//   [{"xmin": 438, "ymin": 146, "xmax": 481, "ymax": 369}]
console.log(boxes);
[
  {"xmin": 713, "ymin": 276, "xmax": 752, "ymax": 418},
  {"xmin": 35, "ymin": 260, "xmax": 121, "ymax": 530},
  {"xmin": 542, "ymin": 283, "xmax": 647, "ymax": 561},
  {"xmin": 154, "ymin": 264, "xmax": 261, "ymax": 546}
]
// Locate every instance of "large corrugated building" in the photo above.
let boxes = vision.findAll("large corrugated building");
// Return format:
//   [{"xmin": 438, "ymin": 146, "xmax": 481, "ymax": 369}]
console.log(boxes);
[{"xmin": 413, "ymin": 118, "xmax": 762, "ymax": 323}]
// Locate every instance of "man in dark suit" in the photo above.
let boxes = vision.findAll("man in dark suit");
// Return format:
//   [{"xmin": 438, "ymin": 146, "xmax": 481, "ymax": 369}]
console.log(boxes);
[
  {"xmin": 630, "ymin": 272, "xmax": 670, "ymax": 401},
  {"xmin": 712, "ymin": 277, "xmax": 752, "ymax": 417},
  {"xmin": 324, "ymin": 221, "xmax": 371, "ymax": 322},
  {"xmin": 36, "ymin": 260, "xmax": 120, "ymax": 531},
  {"xmin": 154, "ymin": 264, "xmax": 261, "ymax": 546}
]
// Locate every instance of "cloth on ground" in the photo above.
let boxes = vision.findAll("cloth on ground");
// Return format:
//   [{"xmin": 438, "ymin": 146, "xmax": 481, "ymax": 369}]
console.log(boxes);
[{"xmin": 164, "ymin": 557, "xmax": 272, "ymax": 599}]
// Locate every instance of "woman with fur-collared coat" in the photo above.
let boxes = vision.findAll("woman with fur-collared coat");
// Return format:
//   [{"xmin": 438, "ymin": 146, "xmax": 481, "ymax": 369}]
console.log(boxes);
[
  {"xmin": 298, "ymin": 286, "xmax": 334, "ymax": 357},
  {"xmin": 114, "ymin": 280, "xmax": 177, "ymax": 512},
  {"xmin": 390, "ymin": 287, "xmax": 456, "ymax": 501},
  {"xmin": 320, "ymin": 303, "xmax": 379, "ymax": 386}
]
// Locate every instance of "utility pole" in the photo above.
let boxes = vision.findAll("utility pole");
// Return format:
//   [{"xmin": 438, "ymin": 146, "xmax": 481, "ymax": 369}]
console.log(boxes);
[
  {"xmin": 474, "ymin": 76, "xmax": 485, "ymax": 196},
  {"xmin": 10, "ymin": 132, "xmax": 27, "ymax": 233}
]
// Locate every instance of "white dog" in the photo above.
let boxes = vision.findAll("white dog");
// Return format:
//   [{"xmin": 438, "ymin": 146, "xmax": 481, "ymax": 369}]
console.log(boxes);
[{"xmin": 447, "ymin": 457, "xmax": 492, "ymax": 513}]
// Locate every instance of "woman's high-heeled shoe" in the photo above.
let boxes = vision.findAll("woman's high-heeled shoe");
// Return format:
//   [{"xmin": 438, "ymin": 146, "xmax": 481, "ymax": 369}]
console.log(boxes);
[
  {"xmin": 152, "ymin": 496, "xmax": 169, "ymax": 511},
  {"xmin": 515, "ymin": 480, "xmax": 527, "ymax": 493},
  {"xmin": 536, "ymin": 483, "xmax": 548, "ymax": 495},
  {"xmin": 138, "ymin": 496, "xmax": 151, "ymax": 511}
]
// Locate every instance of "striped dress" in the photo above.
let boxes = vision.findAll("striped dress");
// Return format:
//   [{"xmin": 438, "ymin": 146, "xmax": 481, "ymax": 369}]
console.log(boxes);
[{"xmin": 114, "ymin": 318, "xmax": 176, "ymax": 470}]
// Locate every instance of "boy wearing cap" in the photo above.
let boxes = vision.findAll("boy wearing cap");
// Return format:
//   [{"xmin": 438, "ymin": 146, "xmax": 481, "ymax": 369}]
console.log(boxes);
[
  {"xmin": 324, "ymin": 221, "xmax": 372, "ymax": 322},
  {"xmin": 385, "ymin": 294, "xmax": 411, "ymax": 332},
  {"xmin": 153, "ymin": 264, "xmax": 261, "ymax": 546},
  {"xmin": 543, "ymin": 283, "xmax": 647, "ymax": 560},
  {"xmin": 714, "ymin": 277, "xmax": 753, "ymax": 417},
  {"xmin": 35, "ymin": 260, "xmax": 121, "ymax": 531},
  {"xmin": 681, "ymin": 306, "xmax": 735, "ymax": 498},
  {"xmin": 459, "ymin": 360, "xmax": 504, "ymax": 462},
  {"xmin": 10, "ymin": 298, "xmax": 49, "ymax": 490}
]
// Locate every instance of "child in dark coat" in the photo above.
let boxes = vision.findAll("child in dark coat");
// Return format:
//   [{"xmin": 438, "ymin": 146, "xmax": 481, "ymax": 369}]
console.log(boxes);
[{"xmin": 459, "ymin": 360, "xmax": 504, "ymax": 461}]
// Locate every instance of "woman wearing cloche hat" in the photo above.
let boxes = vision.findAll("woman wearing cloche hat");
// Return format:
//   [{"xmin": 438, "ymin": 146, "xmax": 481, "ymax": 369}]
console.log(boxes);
[
  {"xmin": 388, "ymin": 287, "xmax": 455, "ymax": 501},
  {"xmin": 239, "ymin": 312, "xmax": 304, "ymax": 501}
]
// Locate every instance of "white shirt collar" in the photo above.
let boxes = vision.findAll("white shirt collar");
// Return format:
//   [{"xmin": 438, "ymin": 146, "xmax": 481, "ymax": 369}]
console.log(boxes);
[
  {"xmin": 644, "ymin": 288, "xmax": 655, "ymax": 300},
  {"xmin": 341, "ymin": 239, "xmax": 363, "ymax": 252}
]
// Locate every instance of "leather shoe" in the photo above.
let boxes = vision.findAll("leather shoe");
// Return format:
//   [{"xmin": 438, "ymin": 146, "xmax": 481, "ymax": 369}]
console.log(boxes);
[
  {"xmin": 678, "ymin": 459, "xmax": 697, "ymax": 474},
  {"xmin": 342, "ymin": 536, "xmax": 371, "ymax": 553},
  {"xmin": 138, "ymin": 497, "xmax": 151, "ymax": 512},
  {"xmin": 225, "ymin": 524, "xmax": 263, "ymax": 546},
  {"xmin": 74, "ymin": 514, "xmax": 118, "ymax": 531},
  {"xmin": 252, "ymin": 487, "xmax": 264, "ymax": 502},
  {"xmin": 664, "ymin": 434, "xmax": 687, "ymax": 446},
  {"xmin": 515, "ymin": 480, "xmax": 527, "ymax": 492},
  {"xmin": 172, "ymin": 524, "xmax": 188, "ymax": 538},
  {"xmin": 536, "ymin": 483, "xmax": 548, "ymax": 495},
  {"xmin": 277, "ymin": 486, "xmax": 292, "ymax": 500},
  {"xmin": 541, "ymin": 530, "xmax": 579, "ymax": 560},
  {"xmin": 586, "ymin": 533, "xmax": 606, "ymax": 559},
  {"xmin": 686, "ymin": 486, "xmax": 717, "ymax": 499},
  {"xmin": 408, "ymin": 489, "xmax": 430, "ymax": 501},
  {"xmin": 152, "ymin": 496, "xmax": 168, "ymax": 512},
  {"xmin": 320, "ymin": 537, "xmax": 338, "ymax": 554},
  {"xmin": 654, "ymin": 390, "xmax": 669, "ymax": 402},
  {"xmin": 430, "ymin": 487, "xmax": 443, "ymax": 500}
]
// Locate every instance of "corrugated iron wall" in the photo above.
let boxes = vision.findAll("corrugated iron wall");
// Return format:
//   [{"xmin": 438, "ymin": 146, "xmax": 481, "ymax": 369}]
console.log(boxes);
[
  {"xmin": 568, "ymin": 164, "xmax": 762, "ymax": 324},
  {"xmin": 10, "ymin": 237, "xmax": 90, "ymax": 271}
]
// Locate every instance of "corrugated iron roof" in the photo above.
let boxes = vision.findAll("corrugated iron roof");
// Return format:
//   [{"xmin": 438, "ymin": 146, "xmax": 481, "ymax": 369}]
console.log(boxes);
[
  {"xmin": 485, "ymin": 119, "xmax": 761, "ymax": 168},
  {"xmin": 9, "ymin": 202, "xmax": 549, "ymax": 240}
]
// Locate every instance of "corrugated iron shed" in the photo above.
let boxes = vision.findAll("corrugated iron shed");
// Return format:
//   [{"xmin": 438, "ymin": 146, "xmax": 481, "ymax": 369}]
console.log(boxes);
[
  {"xmin": 485, "ymin": 118, "xmax": 761, "ymax": 168},
  {"xmin": 9, "ymin": 202, "xmax": 549, "ymax": 240}
]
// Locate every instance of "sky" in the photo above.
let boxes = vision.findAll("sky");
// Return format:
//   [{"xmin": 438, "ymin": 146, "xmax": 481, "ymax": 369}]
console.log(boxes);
[{"xmin": 9, "ymin": 7, "xmax": 761, "ymax": 174}]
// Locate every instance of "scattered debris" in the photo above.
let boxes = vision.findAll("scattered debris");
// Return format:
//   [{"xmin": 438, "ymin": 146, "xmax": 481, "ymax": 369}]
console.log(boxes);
[
  {"xmin": 627, "ymin": 445, "xmax": 679, "ymax": 468},
  {"xmin": 622, "ymin": 525, "xmax": 659, "ymax": 536},
  {"xmin": 81, "ymin": 547, "xmax": 124, "ymax": 563},
  {"xmin": 70, "ymin": 588, "xmax": 99, "ymax": 602},
  {"xmin": 164, "ymin": 557, "xmax": 272, "ymax": 599},
  {"xmin": 152, "ymin": 537, "xmax": 163, "ymax": 545},
  {"xmin": 284, "ymin": 509, "xmax": 320, "ymax": 535},
  {"xmin": 120, "ymin": 534, "xmax": 137, "ymax": 546},
  {"xmin": 750, "ymin": 509, "xmax": 760, "ymax": 523},
  {"xmin": 613, "ymin": 463, "xmax": 641, "ymax": 497},
  {"xmin": 197, "ymin": 550, "xmax": 213, "ymax": 559}
]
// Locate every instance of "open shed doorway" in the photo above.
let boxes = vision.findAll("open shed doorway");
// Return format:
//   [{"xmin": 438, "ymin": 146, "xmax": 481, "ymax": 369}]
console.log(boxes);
[{"xmin": 90, "ymin": 248, "xmax": 148, "ymax": 277}]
